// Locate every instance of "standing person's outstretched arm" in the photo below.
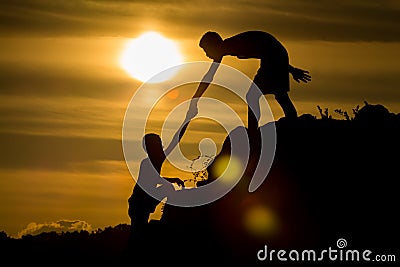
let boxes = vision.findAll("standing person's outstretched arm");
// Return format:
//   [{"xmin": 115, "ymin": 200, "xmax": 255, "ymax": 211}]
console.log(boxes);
[
  {"xmin": 164, "ymin": 58, "xmax": 221, "ymax": 158},
  {"xmin": 289, "ymin": 65, "xmax": 312, "ymax": 83},
  {"xmin": 192, "ymin": 59, "xmax": 221, "ymax": 99}
]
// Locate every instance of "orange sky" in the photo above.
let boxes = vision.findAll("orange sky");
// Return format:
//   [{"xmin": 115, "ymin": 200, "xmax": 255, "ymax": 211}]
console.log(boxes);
[{"xmin": 0, "ymin": 0, "xmax": 399, "ymax": 237}]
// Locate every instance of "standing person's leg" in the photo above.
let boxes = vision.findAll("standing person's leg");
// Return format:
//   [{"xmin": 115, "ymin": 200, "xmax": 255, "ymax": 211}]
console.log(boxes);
[
  {"xmin": 246, "ymin": 83, "xmax": 262, "ymax": 136},
  {"xmin": 275, "ymin": 92, "xmax": 298, "ymax": 118}
]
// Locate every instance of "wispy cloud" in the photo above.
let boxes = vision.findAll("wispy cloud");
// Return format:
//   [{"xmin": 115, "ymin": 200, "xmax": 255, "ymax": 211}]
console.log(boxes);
[
  {"xmin": 17, "ymin": 219, "xmax": 93, "ymax": 238},
  {"xmin": 0, "ymin": 166, "xmax": 133, "ymax": 238},
  {"xmin": 0, "ymin": 0, "xmax": 399, "ymax": 41},
  {"xmin": 0, "ymin": 132, "xmax": 124, "ymax": 170}
]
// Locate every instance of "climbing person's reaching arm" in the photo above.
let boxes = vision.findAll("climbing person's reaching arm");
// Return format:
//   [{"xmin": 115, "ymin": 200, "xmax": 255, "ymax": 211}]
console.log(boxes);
[{"xmin": 163, "ymin": 105, "xmax": 198, "ymax": 158}]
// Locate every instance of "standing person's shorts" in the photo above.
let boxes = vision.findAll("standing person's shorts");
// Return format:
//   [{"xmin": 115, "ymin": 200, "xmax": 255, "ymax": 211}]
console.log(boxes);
[{"xmin": 253, "ymin": 48, "xmax": 290, "ymax": 95}]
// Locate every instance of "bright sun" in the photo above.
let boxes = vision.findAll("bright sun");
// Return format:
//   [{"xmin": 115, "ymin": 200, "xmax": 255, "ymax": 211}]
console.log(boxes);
[{"xmin": 120, "ymin": 31, "xmax": 183, "ymax": 83}]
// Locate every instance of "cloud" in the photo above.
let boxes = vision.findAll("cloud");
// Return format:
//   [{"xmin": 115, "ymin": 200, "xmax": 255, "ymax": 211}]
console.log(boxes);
[
  {"xmin": 0, "ymin": 62, "xmax": 134, "ymax": 99},
  {"xmin": 0, "ymin": 132, "xmax": 125, "ymax": 170},
  {"xmin": 0, "ymin": 0, "xmax": 399, "ymax": 41},
  {"xmin": 0, "ymin": 50, "xmax": 135, "ymax": 140},
  {"xmin": 0, "ymin": 167, "xmax": 133, "ymax": 238},
  {"xmin": 17, "ymin": 219, "xmax": 93, "ymax": 238},
  {"xmin": 196, "ymin": 0, "xmax": 400, "ymax": 42},
  {"xmin": 0, "ymin": 0, "xmax": 134, "ymax": 36}
]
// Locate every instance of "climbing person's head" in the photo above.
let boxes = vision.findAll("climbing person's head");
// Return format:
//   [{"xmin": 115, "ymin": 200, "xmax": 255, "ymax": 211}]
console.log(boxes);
[
  {"xmin": 143, "ymin": 133, "xmax": 165, "ymax": 172},
  {"xmin": 199, "ymin": 31, "xmax": 224, "ymax": 60}
]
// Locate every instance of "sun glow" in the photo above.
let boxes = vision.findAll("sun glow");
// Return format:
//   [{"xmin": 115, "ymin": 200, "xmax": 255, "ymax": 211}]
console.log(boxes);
[{"xmin": 120, "ymin": 31, "xmax": 183, "ymax": 83}]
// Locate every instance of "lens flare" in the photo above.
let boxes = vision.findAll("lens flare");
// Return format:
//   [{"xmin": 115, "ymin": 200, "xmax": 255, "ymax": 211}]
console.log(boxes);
[
  {"xmin": 243, "ymin": 205, "xmax": 279, "ymax": 238},
  {"xmin": 211, "ymin": 155, "xmax": 243, "ymax": 184},
  {"xmin": 166, "ymin": 89, "xmax": 179, "ymax": 100}
]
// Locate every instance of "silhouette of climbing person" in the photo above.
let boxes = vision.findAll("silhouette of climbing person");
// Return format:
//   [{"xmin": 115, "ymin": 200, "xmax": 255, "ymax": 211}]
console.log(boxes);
[
  {"xmin": 128, "ymin": 105, "xmax": 197, "ymax": 246},
  {"xmin": 190, "ymin": 30, "xmax": 311, "ymax": 135}
]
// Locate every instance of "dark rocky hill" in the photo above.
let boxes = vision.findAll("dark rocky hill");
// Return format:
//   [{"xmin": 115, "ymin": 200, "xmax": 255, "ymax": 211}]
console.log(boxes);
[
  {"xmin": 1, "ymin": 102, "xmax": 399, "ymax": 266},
  {"xmin": 151, "ymin": 102, "xmax": 400, "ymax": 265}
]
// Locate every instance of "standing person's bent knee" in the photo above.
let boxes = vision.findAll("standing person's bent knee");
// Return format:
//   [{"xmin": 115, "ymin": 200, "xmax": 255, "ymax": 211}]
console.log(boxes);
[{"xmin": 246, "ymin": 84, "xmax": 262, "ymax": 121}]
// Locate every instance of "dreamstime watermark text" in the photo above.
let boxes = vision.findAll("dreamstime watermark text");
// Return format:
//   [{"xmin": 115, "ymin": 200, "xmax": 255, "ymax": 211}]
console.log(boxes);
[{"xmin": 257, "ymin": 238, "xmax": 396, "ymax": 263}]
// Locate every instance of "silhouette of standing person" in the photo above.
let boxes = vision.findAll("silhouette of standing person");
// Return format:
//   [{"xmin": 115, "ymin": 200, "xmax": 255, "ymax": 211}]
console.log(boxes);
[
  {"xmin": 128, "ymin": 105, "xmax": 197, "ymax": 246},
  {"xmin": 190, "ymin": 30, "xmax": 311, "ymax": 135}
]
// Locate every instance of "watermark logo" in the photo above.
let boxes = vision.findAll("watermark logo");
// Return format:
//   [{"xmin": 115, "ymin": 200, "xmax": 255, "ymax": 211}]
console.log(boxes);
[
  {"xmin": 336, "ymin": 237, "xmax": 347, "ymax": 249},
  {"xmin": 122, "ymin": 61, "xmax": 276, "ymax": 207},
  {"xmin": 257, "ymin": 238, "xmax": 396, "ymax": 263}
]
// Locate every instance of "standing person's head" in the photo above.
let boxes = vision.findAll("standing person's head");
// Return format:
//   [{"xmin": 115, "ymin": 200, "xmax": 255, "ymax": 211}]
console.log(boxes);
[
  {"xmin": 143, "ymin": 133, "xmax": 165, "ymax": 172},
  {"xmin": 199, "ymin": 31, "xmax": 224, "ymax": 60}
]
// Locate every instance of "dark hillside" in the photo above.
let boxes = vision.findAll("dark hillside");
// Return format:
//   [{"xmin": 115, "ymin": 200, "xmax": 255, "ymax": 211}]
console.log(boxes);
[
  {"xmin": 156, "ymin": 102, "xmax": 400, "ymax": 264},
  {"xmin": 2, "ymin": 103, "xmax": 399, "ymax": 266}
]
